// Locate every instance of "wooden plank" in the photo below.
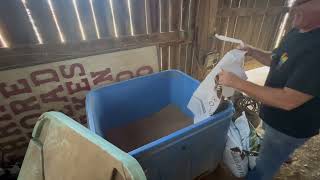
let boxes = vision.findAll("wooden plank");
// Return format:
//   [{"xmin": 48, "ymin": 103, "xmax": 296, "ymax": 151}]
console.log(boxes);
[
  {"xmin": 268, "ymin": 13, "xmax": 284, "ymax": 49},
  {"xmin": 0, "ymin": 31, "xmax": 189, "ymax": 70},
  {"xmin": 196, "ymin": 0, "xmax": 219, "ymax": 65},
  {"xmin": 0, "ymin": 0, "xmax": 38, "ymax": 46},
  {"xmin": 26, "ymin": 0, "xmax": 61, "ymax": 43},
  {"xmin": 231, "ymin": 0, "xmax": 248, "ymax": 49},
  {"xmin": 190, "ymin": 0, "xmax": 219, "ymax": 79},
  {"xmin": 243, "ymin": 0, "xmax": 269, "ymax": 67},
  {"xmin": 191, "ymin": 42, "xmax": 196, "ymax": 76},
  {"xmin": 77, "ymin": 0, "xmax": 97, "ymax": 40},
  {"xmin": 169, "ymin": 45, "xmax": 178, "ymax": 69},
  {"xmin": 241, "ymin": 0, "xmax": 257, "ymax": 44},
  {"xmin": 261, "ymin": 14, "xmax": 280, "ymax": 50},
  {"xmin": 179, "ymin": 44, "xmax": 187, "ymax": 72},
  {"xmin": 131, "ymin": 0, "xmax": 147, "ymax": 35},
  {"xmin": 0, "ymin": 19, "xmax": 10, "ymax": 48},
  {"xmin": 211, "ymin": 0, "xmax": 224, "ymax": 54},
  {"xmin": 216, "ymin": 16, "xmax": 227, "ymax": 56},
  {"xmin": 207, "ymin": 0, "xmax": 220, "ymax": 51},
  {"xmin": 52, "ymin": 0, "xmax": 82, "ymax": 42},
  {"xmin": 92, "ymin": 0, "xmax": 115, "ymax": 38},
  {"xmin": 258, "ymin": 0, "xmax": 284, "ymax": 50},
  {"xmin": 191, "ymin": 49, "xmax": 201, "ymax": 79},
  {"xmin": 257, "ymin": 18, "xmax": 275, "ymax": 49},
  {"xmin": 161, "ymin": 46, "xmax": 169, "ymax": 70},
  {"xmin": 246, "ymin": 0, "xmax": 256, "ymax": 7},
  {"xmin": 190, "ymin": 0, "xmax": 200, "ymax": 78},
  {"xmin": 160, "ymin": 0, "xmax": 170, "ymax": 32},
  {"xmin": 188, "ymin": 0, "xmax": 197, "ymax": 32},
  {"xmin": 235, "ymin": 0, "xmax": 255, "ymax": 63},
  {"xmin": 219, "ymin": 0, "xmax": 232, "ymax": 56},
  {"xmin": 269, "ymin": 0, "xmax": 286, "ymax": 7},
  {"xmin": 157, "ymin": 46, "xmax": 161, "ymax": 70},
  {"xmin": 149, "ymin": 0, "xmax": 160, "ymax": 33},
  {"xmin": 144, "ymin": 0, "xmax": 152, "ymax": 34},
  {"xmin": 112, "ymin": 0, "xmax": 131, "ymax": 36},
  {"xmin": 207, "ymin": 0, "xmax": 219, "ymax": 50},
  {"xmin": 236, "ymin": 0, "xmax": 254, "ymax": 42},
  {"xmin": 196, "ymin": 0, "xmax": 209, "ymax": 65},
  {"xmin": 172, "ymin": 45, "xmax": 180, "ymax": 70},
  {"xmin": 158, "ymin": 40, "xmax": 193, "ymax": 47},
  {"xmin": 222, "ymin": 0, "xmax": 240, "ymax": 55},
  {"xmin": 267, "ymin": 0, "xmax": 286, "ymax": 49},
  {"xmin": 171, "ymin": 1, "xmax": 190, "ymax": 70},
  {"xmin": 181, "ymin": 0, "xmax": 191, "ymax": 31},
  {"xmin": 248, "ymin": 0, "xmax": 268, "ymax": 47},
  {"xmin": 185, "ymin": 43, "xmax": 193, "ymax": 75},
  {"xmin": 169, "ymin": 0, "xmax": 182, "ymax": 31},
  {"xmin": 214, "ymin": 0, "xmax": 226, "ymax": 54},
  {"xmin": 218, "ymin": 6, "xmax": 289, "ymax": 17},
  {"xmin": 185, "ymin": 0, "xmax": 196, "ymax": 73}
]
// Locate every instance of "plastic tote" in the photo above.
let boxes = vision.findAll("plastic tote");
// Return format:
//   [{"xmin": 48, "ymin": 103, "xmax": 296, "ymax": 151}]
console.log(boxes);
[{"xmin": 86, "ymin": 70, "xmax": 234, "ymax": 180}]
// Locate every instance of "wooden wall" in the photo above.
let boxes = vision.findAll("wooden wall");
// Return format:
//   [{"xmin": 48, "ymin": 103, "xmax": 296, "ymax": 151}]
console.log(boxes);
[
  {"xmin": 0, "ymin": 0, "xmax": 197, "ymax": 77},
  {"xmin": 0, "ymin": 0, "xmax": 291, "ymax": 78},
  {"xmin": 177, "ymin": 0, "xmax": 290, "ymax": 80},
  {"xmin": 215, "ymin": 0, "xmax": 289, "ymax": 70}
]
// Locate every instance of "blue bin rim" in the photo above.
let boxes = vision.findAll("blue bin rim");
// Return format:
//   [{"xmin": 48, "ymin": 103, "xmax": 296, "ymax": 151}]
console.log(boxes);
[
  {"xmin": 87, "ymin": 70, "xmax": 200, "ymax": 94},
  {"xmin": 129, "ymin": 101, "xmax": 234, "ymax": 157}
]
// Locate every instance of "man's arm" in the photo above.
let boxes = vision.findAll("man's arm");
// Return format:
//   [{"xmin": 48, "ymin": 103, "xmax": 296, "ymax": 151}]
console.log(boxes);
[
  {"xmin": 236, "ymin": 80, "xmax": 313, "ymax": 110},
  {"xmin": 218, "ymin": 70, "xmax": 313, "ymax": 110},
  {"xmin": 241, "ymin": 45, "xmax": 273, "ymax": 66}
]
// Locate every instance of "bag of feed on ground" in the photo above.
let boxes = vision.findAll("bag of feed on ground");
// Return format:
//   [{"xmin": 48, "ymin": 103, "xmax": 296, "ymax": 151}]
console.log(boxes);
[
  {"xmin": 223, "ymin": 112, "xmax": 261, "ymax": 177},
  {"xmin": 188, "ymin": 49, "xmax": 247, "ymax": 124}
]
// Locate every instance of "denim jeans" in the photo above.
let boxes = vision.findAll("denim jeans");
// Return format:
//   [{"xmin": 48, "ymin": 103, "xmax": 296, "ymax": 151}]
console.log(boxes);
[{"xmin": 247, "ymin": 123, "xmax": 309, "ymax": 180}]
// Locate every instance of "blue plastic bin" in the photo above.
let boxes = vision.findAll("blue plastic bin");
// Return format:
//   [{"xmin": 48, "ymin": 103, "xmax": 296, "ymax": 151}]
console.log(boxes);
[{"xmin": 86, "ymin": 70, "xmax": 234, "ymax": 180}]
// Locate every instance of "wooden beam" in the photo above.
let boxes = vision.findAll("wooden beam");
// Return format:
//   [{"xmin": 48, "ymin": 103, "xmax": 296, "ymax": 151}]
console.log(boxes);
[
  {"xmin": 196, "ymin": 0, "xmax": 218, "ymax": 54},
  {"xmin": 0, "ymin": 31, "xmax": 190, "ymax": 70},
  {"xmin": 218, "ymin": 6, "xmax": 289, "ymax": 17},
  {"xmin": 193, "ymin": 0, "xmax": 219, "ymax": 79},
  {"xmin": 196, "ymin": 0, "xmax": 218, "ymax": 72}
]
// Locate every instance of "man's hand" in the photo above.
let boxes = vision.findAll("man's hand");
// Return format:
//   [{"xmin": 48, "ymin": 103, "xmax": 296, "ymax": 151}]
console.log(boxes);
[
  {"xmin": 237, "ymin": 44, "xmax": 255, "ymax": 57},
  {"xmin": 237, "ymin": 43, "xmax": 272, "ymax": 66},
  {"xmin": 217, "ymin": 69, "xmax": 243, "ymax": 88}
]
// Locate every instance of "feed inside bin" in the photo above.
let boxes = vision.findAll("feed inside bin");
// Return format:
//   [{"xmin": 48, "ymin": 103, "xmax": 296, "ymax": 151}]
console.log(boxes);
[{"xmin": 106, "ymin": 104, "xmax": 193, "ymax": 152}]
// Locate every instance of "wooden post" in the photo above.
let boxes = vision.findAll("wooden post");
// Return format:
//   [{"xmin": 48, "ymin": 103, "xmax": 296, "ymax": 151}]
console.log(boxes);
[{"xmin": 193, "ymin": 0, "xmax": 219, "ymax": 79}]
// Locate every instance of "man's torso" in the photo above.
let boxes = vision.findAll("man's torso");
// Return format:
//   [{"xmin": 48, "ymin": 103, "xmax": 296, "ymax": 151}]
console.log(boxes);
[{"xmin": 261, "ymin": 28, "xmax": 320, "ymax": 138}]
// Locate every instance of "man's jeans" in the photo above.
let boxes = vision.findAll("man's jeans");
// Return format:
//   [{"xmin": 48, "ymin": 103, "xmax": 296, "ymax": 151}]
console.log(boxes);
[{"xmin": 247, "ymin": 123, "xmax": 309, "ymax": 180}]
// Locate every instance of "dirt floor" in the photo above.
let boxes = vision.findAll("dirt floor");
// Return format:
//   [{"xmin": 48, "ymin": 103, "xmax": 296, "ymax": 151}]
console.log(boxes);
[
  {"xmin": 275, "ymin": 135, "xmax": 320, "ymax": 180},
  {"xmin": 200, "ymin": 134, "xmax": 320, "ymax": 180}
]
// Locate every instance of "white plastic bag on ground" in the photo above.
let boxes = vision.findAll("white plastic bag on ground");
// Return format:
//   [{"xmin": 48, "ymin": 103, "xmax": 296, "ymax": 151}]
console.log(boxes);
[
  {"xmin": 223, "ymin": 112, "xmax": 261, "ymax": 177},
  {"xmin": 223, "ymin": 113, "xmax": 249, "ymax": 177},
  {"xmin": 188, "ymin": 49, "xmax": 247, "ymax": 123}
]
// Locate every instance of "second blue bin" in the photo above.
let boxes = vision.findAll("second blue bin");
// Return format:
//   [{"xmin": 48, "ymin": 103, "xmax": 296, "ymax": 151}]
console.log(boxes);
[{"xmin": 86, "ymin": 70, "xmax": 234, "ymax": 180}]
